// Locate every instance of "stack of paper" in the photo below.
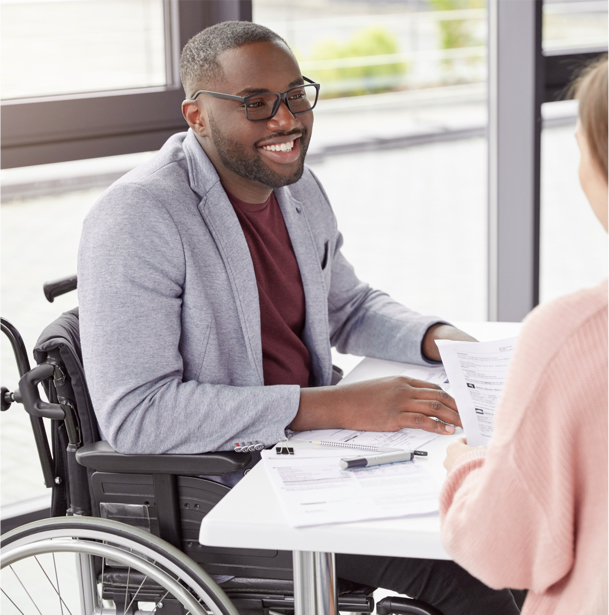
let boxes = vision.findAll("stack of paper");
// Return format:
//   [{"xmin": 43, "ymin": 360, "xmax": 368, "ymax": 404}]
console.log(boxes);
[
  {"xmin": 261, "ymin": 447, "xmax": 440, "ymax": 527},
  {"xmin": 288, "ymin": 427, "xmax": 439, "ymax": 453}
]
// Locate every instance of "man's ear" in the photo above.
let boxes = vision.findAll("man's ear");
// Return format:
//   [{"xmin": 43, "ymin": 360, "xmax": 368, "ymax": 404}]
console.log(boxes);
[{"xmin": 182, "ymin": 100, "xmax": 209, "ymax": 138}]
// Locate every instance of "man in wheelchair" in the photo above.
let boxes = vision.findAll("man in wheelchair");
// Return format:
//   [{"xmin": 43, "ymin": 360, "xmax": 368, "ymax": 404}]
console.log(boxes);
[{"xmin": 76, "ymin": 21, "xmax": 523, "ymax": 615}]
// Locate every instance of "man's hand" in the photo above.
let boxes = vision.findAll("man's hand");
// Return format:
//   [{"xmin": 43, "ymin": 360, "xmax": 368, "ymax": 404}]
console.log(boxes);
[
  {"xmin": 443, "ymin": 438, "xmax": 485, "ymax": 472},
  {"xmin": 293, "ymin": 376, "xmax": 462, "ymax": 435},
  {"xmin": 422, "ymin": 324, "xmax": 477, "ymax": 362}
]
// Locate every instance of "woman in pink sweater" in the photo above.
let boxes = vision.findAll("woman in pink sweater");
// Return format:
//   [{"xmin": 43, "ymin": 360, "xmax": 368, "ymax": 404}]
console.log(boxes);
[{"xmin": 439, "ymin": 58, "xmax": 608, "ymax": 614}]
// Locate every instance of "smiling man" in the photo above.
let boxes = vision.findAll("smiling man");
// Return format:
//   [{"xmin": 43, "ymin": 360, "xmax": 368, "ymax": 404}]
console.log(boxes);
[{"xmin": 78, "ymin": 21, "xmax": 524, "ymax": 614}]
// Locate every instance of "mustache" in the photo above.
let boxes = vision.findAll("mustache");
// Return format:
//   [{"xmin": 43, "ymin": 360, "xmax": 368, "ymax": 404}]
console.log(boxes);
[{"xmin": 255, "ymin": 129, "xmax": 305, "ymax": 148}]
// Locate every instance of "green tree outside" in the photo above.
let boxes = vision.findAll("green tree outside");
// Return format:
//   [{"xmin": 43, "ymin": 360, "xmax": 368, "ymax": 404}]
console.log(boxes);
[
  {"xmin": 428, "ymin": 0, "xmax": 485, "ymax": 78},
  {"xmin": 307, "ymin": 26, "xmax": 408, "ymax": 97}
]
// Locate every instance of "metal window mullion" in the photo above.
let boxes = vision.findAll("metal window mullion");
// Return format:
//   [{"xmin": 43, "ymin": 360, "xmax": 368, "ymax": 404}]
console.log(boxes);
[
  {"xmin": 488, "ymin": 0, "xmax": 543, "ymax": 322},
  {"xmin": 163, "ymin": 0, "xmax": 182, "ymax": 88}
]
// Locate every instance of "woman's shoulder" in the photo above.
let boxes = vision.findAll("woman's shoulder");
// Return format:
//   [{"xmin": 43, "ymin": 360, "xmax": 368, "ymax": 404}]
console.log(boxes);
[
  {"xmin": 517, "ymin": 279, "xmax": 608, "ymax": 369},
  {"xmin": 525, "ymin": 279, "xmax": 607, "ymax": 332}
]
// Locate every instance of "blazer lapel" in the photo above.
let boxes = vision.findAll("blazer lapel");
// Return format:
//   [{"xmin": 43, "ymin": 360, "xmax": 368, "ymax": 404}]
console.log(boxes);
[
  {"xmin": 276, "ymin": 187, "xmax": 333, "ymax": 386},
  {"xmin": 184, "ymin": 131, "xmax": 264, "ymax": 385}
]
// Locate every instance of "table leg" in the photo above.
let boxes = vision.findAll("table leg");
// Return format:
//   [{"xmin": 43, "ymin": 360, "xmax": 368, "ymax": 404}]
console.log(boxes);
[{"xmin": 293, "ymin": 551, "xmax": 338, "ymax": 615}]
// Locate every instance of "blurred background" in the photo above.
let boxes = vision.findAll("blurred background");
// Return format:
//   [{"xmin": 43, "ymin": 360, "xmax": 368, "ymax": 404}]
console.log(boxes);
[{"xmin": 1, "ymin": 0, "xmax": 607, "ymax": 518}]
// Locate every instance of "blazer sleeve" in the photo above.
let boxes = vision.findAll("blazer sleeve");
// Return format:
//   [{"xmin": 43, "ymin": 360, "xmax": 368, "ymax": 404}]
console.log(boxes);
[{"xmin": 78, "ymin": 183, "xmax": 300, "ymax": 454}]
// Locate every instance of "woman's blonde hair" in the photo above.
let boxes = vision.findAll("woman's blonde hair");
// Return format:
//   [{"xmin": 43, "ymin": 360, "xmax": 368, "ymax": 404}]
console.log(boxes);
[{"xmin": 573, "ymin": 56, "xmax": 608, "ymax": 181}]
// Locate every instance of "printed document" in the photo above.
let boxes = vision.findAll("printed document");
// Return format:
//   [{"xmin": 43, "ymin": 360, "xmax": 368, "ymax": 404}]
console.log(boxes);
[
  {"xmin": 436, "ymin": 337, "xmax": 517, "ymax": 447},
  {"xmin": 261, "ymin": 448, "xmax": 439, "ymax": 527},
  {"xmin": 289, "ymin": 427, "xmax": 439, "ymax": 452}
]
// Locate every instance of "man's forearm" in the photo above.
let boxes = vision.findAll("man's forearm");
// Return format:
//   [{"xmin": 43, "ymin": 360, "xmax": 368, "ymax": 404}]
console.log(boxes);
[{"xmin": 292, "ymin": 377, "xmax": 462, "ymax": 435}]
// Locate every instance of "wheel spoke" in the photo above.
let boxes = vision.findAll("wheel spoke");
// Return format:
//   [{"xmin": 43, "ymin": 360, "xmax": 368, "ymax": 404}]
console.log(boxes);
[
  {"xmin": 9, "ymin": 564, "xmax": 43, "ymax": 615},
  {"xmin": 124, "ymin": 565, "xmax": 131, "ymax": 613},
  {"xmin": 34, "ymin": 556, "xmax": 74, "ymax": 615},
  {"xmin": 52, "ymin": 553, "xmax": 65, "ymax": 615},
  {"xmin": 123, "ymin": 564, "xmax": 149, "ymax": 614},
  {"xmin": 149, "ymin": 589, "xmax": 170, "ymax": 614},
  {"xmin": 1, "ymin": 587, "xmax": 26, "ymax": 614}
]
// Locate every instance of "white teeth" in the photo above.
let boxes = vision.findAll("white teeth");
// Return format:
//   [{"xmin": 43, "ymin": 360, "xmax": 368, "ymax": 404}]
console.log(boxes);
[{"xmin": 262, "ymin": 140, "xmax": 294, "ymax": 152}]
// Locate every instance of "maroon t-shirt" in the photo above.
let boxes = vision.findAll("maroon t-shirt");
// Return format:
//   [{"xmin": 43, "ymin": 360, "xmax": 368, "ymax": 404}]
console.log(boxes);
[{"xmin": 228, "ymin": 191, "xmax": 311, "ymax": 387}]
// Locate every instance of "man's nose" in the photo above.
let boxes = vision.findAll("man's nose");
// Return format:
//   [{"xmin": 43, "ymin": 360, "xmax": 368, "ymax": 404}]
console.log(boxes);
[{"xmin": 267, "ymin": 98, "xmax": 300, "ymax": 130}]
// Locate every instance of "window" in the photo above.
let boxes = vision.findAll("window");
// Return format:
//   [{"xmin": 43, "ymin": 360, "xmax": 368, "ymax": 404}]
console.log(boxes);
[
  {"xmin": 1, "ymin": 0, "xmax": 253, "ymax": 168},
  {"xmin": 2, "ymin": 0, "xmax": 166, "ymax": 100},
  {"xmin": 255, "ymin": 0, "xmax": 489, "ymax": 323}
]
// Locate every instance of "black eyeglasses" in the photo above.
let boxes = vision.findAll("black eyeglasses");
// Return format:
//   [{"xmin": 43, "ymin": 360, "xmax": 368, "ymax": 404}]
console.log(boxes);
[{"xmin": 188, "ymin": 76, "xmax": 320, "ymax": 122}]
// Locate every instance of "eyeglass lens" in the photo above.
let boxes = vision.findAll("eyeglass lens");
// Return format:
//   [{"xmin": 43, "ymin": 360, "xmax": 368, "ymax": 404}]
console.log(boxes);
[{"xmin": 246, "ymin": 84, "xmax": 318, "ymax": 121}]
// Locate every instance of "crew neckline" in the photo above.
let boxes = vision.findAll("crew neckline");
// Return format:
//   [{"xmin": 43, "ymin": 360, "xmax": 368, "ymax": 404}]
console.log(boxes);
[{"xmin": 226, "ymin": 190, "xmax": 273, "ymax": 213}]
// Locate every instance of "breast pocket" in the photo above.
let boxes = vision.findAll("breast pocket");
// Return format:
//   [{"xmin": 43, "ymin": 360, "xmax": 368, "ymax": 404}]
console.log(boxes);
[
  {"xmin": 320, "ymin": 240, "xmax": 330, "ymax": 270},
  {"xmin": 320, "ymin": 240, "xmax": 332, "ymax": 292}
]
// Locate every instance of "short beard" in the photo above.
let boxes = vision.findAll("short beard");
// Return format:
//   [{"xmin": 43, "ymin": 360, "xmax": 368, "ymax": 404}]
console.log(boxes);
[{"xmin": 208, "ymin": 112, "xmax": 309, "ymax": 189}]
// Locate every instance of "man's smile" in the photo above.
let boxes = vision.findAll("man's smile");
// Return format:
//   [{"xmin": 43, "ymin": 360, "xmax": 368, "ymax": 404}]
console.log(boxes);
[
  {"xmin": 261, "ymin": 140, "xmax": 294, "ymax": 152},
  {"xmin": 257, "ymin": 134, "xmax": 302, "ymax": 164}
]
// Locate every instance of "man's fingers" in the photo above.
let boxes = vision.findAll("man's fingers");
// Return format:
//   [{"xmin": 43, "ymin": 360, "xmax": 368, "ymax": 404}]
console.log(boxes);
[
  {"xmin": 409, "ymin": 385, "xmax": 459, "ymax": 413},
  {"xmin": 399, "ymin": 413, "xmax": 457, "ymax": 434},
  {"xmin": 404, "ymin": 399, "xmax": 462, "ymax": 428}
]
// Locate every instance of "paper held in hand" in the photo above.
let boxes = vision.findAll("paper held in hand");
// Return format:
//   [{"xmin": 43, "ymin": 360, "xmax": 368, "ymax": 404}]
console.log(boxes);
[{"xmin": 436, "ymin": 337, "xmax": 518, "ymax": 447}]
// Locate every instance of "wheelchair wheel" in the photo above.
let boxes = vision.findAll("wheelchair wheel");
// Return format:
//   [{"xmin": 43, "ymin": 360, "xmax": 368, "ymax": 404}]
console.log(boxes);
[{"xmin": 1, "ymin": 516, "xmax": 239, "ymax": 615}]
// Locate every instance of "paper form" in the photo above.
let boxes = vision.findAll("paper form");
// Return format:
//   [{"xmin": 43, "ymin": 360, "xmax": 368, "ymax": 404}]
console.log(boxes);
[
  {"xmin": 288, "ymin": 427, "xmax": 439, "ymax": 452},
  {"xmin": 261, "ymin": 448, "xmax": 439, "ymax": 527},
  {"xmin": 398, "ymin": 364, "xmax": 452, "ymax": 393},
  {"xmin": 436, "ymin": 337, "xmax": 518, "ymax": 447}
]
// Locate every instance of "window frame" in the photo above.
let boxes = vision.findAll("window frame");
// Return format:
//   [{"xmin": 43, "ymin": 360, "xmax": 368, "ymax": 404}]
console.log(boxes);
[
  {"xmin": 487, "ymin": 0, "xmax": 607, "ymax": 322},
  {"xmin": 0, "ymin": 0, "xmax": 253, "ymax": 169}
]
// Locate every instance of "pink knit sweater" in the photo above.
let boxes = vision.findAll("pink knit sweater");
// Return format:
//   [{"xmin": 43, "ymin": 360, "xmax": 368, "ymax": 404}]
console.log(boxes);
[{"xmin": 440, "ymin": 280, "xmax": 608, "ymax": 615}]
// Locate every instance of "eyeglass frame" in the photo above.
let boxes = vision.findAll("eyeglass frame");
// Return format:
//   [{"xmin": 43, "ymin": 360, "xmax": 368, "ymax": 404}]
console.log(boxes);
[{"xmin": 187, "ymin": 76, "xmax": 320, "ymax": 122}]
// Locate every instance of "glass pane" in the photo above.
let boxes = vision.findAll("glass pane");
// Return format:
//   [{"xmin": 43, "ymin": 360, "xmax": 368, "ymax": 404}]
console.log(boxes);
[
  {"xmin": 2, "ymin": 185, "xmax": 103, "ymax": 507},
  {"xmin": 543, "ymin": 0, "xmax": 608, "ymax": 51},
  {"xmin": 1, "ymin": 0, "xmax": 166, "ymax": 100},
  {"xmin": 540, "ymin": 115, "xmax": 608, "ymax": 304},
  {"xmin": 255, "ymin": 0, "xmax": 488, "ymax": 324}
]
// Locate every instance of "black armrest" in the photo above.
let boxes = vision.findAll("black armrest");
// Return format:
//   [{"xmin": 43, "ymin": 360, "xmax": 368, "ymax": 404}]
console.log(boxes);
[{"xmin": 75, "ymin": 441, "xmax": 252, "ymax": 475}]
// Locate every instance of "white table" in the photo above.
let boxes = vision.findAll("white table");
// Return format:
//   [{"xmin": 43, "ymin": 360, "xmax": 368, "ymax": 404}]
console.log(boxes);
[{"xmin": 199, "ymin": 321, "xmax": 521, "ymax": 614}]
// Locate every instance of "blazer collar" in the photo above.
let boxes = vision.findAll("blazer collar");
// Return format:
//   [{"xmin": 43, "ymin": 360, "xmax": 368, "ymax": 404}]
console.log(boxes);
[{"xmin": 184, "ymin": 130, "xmax": 264, "ymax": 384}]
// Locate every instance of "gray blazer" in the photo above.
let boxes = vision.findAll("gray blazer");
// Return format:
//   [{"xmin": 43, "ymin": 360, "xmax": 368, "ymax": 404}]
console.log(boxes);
[{"xmin": 78, "ymin": 129, "xmax": 442, "ymax": 454}]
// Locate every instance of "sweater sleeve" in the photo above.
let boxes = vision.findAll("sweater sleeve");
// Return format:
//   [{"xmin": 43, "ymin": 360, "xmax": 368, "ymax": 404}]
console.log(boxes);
[{"xmin": 438, "ymin": 293, "xmax": 608, "ymax": 593}]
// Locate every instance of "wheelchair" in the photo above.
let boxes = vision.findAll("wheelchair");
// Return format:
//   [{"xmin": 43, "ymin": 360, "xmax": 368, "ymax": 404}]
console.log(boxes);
[{"xmin": 1, "ymin": 276, "xmax": 443, "ymax": 615}]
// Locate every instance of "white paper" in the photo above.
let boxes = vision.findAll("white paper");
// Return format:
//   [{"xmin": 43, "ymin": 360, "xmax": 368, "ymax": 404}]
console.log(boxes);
[
  {"xmin": 261, "ymin": 449, "xmax": 439, "ymax": 527},
  {"xmin": 436, "ymin": 337, "xmax": 517, "ymax": 447},
  {"xmin": 288, "ymin": 427, "xmax": 439, "ymax": 453},
  {"xmin": 398, "ymin": 364, "xmax": 452, "ymax": 393}
]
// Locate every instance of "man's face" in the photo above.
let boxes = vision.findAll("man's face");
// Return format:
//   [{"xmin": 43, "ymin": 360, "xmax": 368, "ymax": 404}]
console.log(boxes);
[{"xmin": 197, "ymin": 41, "xmax": 314, "ymax": 197}]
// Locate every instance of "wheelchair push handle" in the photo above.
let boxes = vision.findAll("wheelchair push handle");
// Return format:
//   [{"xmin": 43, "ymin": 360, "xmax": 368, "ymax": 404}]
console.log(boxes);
[
  {"xmin": 18, "ymin": 363, "xmax": 65, "ymax": 421},
  {"xmin": 44, "ymin": 275, "xmax": 77, "ymax": 303}
]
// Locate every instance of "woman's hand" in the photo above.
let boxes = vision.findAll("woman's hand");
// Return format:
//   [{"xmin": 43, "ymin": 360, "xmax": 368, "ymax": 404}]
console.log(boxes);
[{"xmin": 443, "ymin": 438, "xmax": 485, "ymax": 472}]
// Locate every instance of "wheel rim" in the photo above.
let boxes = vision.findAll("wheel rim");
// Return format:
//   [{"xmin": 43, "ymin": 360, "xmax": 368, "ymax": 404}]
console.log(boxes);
[
  {"xmin": 1, "ymin": 518, "xmax": 239, "ymax": 615},
  {"xmin": 2, "ymin": 539, "xmax": 208, "ymax": 614}
]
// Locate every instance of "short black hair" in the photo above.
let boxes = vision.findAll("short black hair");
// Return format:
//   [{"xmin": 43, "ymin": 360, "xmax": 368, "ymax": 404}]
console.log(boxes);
[{"xmin": 180, "ymin": 21, "xmax": 290, "ymax": 99}]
